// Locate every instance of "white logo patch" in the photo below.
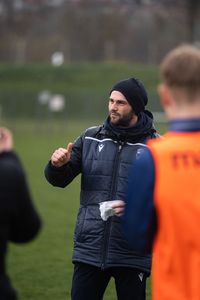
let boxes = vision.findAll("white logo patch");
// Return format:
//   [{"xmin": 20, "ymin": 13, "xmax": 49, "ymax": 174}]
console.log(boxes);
[
  {"xmin": 136, "ymin": 148, "xmax": 145, "ymax": 159},
  {"xmin": 98, "ymin": 144, "xmax": 104, "ymax": 152},
  {"xmin": 138, "ymin": 272, "xmax": 144, "ymax": 282}
]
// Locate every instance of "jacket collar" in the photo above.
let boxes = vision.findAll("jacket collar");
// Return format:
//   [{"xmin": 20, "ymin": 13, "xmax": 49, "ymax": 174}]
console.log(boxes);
[
  {"xmin": 169, "ymin": 118, "xmax": 200, "ymax": 132},
  {"xmin": 102, "ymin": 111, "xmax": 157, "ymax": 143}
]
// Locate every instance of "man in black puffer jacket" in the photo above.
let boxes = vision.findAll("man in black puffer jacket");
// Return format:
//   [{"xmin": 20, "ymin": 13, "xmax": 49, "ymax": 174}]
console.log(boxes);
[{"xmin": 44, "ymin": 78, "xmax": 159, "ymax": 300}]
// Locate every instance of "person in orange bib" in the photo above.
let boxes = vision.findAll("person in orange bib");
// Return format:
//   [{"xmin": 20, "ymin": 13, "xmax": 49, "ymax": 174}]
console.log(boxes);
[{"xmin": 123, "ymin": 44, "xmax": 200, "ymax": 300}]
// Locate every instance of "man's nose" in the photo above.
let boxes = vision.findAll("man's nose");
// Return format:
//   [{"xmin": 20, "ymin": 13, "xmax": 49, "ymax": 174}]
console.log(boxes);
[{"xmin": 111, "ymin": 102, "xmax": 118, "ymax": 110}]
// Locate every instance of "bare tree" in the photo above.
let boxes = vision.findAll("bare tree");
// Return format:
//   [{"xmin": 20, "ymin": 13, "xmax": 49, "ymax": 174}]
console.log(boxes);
[{"xmin": 186, "ymin": 0, "xmax": 199, "ymax": 42}]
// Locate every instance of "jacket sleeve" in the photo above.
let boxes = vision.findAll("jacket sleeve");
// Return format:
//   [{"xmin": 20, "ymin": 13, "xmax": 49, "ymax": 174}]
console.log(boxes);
[
  {"xmin": 44, "ymin": 133, "xmax": 83, "ymax": 188},
  {"xmin": 0, "ymin": 151, "xmax": 42, "ymax": 243},
  {"xmin": 123, "ymin": 148, "xmax": 157, "ymax": 254}
]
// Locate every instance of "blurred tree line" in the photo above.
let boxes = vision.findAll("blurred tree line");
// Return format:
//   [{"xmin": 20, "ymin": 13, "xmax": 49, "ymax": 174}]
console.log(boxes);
[{"xmin": 0, "ymin": 0, "xmax": 200, "ymax": 64}]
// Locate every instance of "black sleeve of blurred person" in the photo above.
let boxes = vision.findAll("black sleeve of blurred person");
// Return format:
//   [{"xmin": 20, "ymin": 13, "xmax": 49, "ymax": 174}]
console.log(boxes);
[{"xmin": 0, "ymin": 151, "xmax": 42, "ymax": 243}]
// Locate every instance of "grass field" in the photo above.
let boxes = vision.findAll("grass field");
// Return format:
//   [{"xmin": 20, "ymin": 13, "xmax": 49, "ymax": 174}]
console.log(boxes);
[
  {"xmin": 3, "ymin": 119, "xmax": 167, "ymax": 300},
  {"xmin": 0, "ymin": 62, "xmax": 161, "ymax": 121}
]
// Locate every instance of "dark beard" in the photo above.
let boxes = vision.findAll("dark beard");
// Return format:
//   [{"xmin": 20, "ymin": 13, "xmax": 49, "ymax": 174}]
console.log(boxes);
[{"xmin": 111, "ymin": 111, "xmax": 134, "ymax": 127}]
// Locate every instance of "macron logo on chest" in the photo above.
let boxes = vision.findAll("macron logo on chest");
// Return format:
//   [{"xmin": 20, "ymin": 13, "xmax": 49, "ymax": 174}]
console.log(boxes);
[
  {"xmin": 98, "ymin": 144, "xmax": 104, "ymax": 152},
  {"xmin": 84, "ymin": 136, "xmax": 118, "ymax": 153}
]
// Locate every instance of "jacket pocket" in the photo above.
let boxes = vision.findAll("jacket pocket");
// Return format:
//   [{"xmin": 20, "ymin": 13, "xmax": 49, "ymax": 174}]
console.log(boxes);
[
  {"xmin": 74, "ymin": 205, "xmax": 103, "ymax": 243},
  {"xmin": 74, "ymin": 206, "xmax": 87, "ymax": 242}
]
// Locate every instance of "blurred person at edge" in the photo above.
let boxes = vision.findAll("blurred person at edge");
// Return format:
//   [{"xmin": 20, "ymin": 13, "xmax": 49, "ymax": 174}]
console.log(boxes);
[
  {"xmin": 44, "ymin": 77, "xmax": 159, "ymax": 300},
  {"xmin": 0, "ymin": 127, "xmax": 42, "ymax": 300},
  {"xmin": 123, "ymin": 45, "xmax": 200, "ymax": 300}
]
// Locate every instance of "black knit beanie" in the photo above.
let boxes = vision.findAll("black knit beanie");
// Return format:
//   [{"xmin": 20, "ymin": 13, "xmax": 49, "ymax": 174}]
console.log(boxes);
[{"xmin": 110, "ymin": 77, "xmax": 148, "ymax": 115}]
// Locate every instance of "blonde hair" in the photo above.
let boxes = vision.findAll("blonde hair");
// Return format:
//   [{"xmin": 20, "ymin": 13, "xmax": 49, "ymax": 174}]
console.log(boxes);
[{"xmin": 160, "ymin": 45, "xmax": 200, "ymax": 95}]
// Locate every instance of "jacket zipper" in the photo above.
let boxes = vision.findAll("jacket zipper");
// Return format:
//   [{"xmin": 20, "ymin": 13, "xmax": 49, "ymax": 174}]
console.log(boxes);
[{"xmin": 101, "ymin": 141, "xmax": 124, "ymax": 270}]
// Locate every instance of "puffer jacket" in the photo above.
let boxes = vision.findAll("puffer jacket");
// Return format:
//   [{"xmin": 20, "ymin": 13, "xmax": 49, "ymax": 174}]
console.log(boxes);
[{"xmin": 44, "ymin": 112, "xmax": 158, "ymax": 273}]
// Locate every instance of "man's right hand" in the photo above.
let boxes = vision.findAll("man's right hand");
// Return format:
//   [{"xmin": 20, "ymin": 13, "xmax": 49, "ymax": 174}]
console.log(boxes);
[{"xmin": 51, "ymin": 142, "xmax": 73, "ymax": 167}]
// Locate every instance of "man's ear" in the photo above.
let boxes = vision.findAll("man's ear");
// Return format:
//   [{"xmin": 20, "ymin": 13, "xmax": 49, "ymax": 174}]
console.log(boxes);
[{"xmin": 157, "ymin": 83, "xmax": 172, "ymax": 110}]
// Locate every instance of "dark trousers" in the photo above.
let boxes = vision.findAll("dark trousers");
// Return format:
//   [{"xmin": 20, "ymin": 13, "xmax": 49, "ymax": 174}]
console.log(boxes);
[{"xmin": 71, "ymin": 262, "xmax": 147, "ymax": 300}]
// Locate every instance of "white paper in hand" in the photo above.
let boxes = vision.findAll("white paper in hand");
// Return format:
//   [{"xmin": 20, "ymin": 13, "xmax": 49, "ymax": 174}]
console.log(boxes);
[{"xmin": 99, "ymin": 200, "xmax": 119, "ymax": 221}]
